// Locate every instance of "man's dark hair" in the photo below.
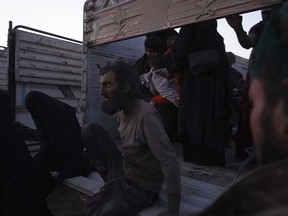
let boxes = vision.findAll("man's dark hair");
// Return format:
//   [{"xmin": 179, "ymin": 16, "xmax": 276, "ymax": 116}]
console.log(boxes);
[
  {"xmin": 252, "ymin": 2, "xmax": 288, "ymax": 114},
  {"xmin": 100, "ymin": 61, "xmax": 138, "ymax": 99}
]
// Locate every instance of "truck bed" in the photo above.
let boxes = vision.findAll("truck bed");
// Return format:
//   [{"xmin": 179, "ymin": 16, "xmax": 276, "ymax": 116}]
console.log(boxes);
[{"xmin": 47, "ymin": 142, "xmax": 250, "ymax": 216}]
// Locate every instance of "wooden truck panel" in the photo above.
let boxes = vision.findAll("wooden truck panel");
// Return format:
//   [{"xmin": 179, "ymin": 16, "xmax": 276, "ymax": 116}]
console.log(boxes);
[{"xmin": 83, "ymin": 0, "xmax": 281, "ymax": 47}]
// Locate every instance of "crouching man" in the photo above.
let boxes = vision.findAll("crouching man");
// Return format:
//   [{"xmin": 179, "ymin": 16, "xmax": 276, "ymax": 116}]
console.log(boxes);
[{"xmin": 82, "ymin": 61, "xmax": 181, "ymax": 216}]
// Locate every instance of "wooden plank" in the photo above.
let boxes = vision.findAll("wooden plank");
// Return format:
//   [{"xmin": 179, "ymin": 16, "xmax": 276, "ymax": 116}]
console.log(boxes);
[
  {"xmin": 64, "ymin": 171, "xmax": 227, "ymax": 214},
  {"xmin": 137, "ymin": 205, "xmax": 166, "ymax": 216},
  {"xmin": 83, "ymin": 0, "xmax": 281, "ymax": 47}
]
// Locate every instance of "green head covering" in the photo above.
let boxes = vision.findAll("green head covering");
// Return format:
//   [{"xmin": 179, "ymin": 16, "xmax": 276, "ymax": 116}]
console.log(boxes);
[{"xmin": 252, "ymin": 1, "xmax": 288, "ymax": 112}]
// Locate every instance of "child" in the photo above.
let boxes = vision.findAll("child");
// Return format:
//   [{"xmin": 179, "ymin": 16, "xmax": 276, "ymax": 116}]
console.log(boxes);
[{"xmin": 140, "ymin": 55, "xmax": 179, "ymax": 107}]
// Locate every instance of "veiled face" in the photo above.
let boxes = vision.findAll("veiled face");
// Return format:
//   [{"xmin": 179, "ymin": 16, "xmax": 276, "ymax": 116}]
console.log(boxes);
[{"xmin": 100, "ymin": 70, "xmax": 126, "ymax": 115}]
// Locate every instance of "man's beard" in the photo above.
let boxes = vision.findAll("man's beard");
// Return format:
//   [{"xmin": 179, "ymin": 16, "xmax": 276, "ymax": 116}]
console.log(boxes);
[{"xmin": 101, "ymin": 90, "xmax": 126, "ymax": 115}]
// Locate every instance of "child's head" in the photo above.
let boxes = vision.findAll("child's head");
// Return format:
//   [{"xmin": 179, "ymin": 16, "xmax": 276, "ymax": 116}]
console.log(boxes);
[
  {"xmin": 144, "ymin": 36, "xmax": 162, "ymax": 58},
  {"xmin": 147, "ymin": 55, "xmax": 165, "ymax": 71}
]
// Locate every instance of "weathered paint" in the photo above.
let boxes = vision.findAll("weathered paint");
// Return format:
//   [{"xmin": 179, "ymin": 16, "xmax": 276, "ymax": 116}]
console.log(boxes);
[
  {"xmin": 83, "ymin": 0, "xmax": 281, "ymax": 47},
  {"xmin": 0, "ymin": 47, "xmax": 8, "ymax": 91},
  {"xmin": 8, "ymin": 28, "xmax": 85, "ymax": 127},
  {"xmin": 15, "ymin": 30, "xmax": 83, "ymax": 86}
]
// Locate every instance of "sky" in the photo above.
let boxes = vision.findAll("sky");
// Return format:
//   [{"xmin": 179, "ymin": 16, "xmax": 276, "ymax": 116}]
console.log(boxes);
[{"xmin": 0, "ymin": 0, "xmax": 262, "ymax": 59}]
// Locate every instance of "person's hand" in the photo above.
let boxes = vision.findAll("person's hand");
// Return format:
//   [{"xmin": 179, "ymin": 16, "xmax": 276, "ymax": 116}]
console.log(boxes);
[
  {"xmin": 157, "ymin": 210, "xmax": 178, "ymax": 216},
  {"xmin": 226, "ymin": 14, "xmax": 243, "ymax": 29}
]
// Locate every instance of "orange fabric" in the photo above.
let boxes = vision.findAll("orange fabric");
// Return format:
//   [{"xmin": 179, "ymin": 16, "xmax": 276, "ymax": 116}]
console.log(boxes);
[
  {"xmin": 151, "ymin": 95, "xmax": 171, "ymax": 104},
  {"xmin": 151, "ymin": 47, "xmax": 180, "ymax": 105}
]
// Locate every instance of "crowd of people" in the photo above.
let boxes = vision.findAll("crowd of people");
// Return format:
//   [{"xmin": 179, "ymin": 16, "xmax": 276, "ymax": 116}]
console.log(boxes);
[{"xmin": 1, "ymin": 1, "xmax": 288, "ymax": 215}]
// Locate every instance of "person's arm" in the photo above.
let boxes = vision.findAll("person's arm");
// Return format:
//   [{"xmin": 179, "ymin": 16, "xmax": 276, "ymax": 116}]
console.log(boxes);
[
  {"xmin": 15, "ymin": 121, "xmax": 40, "ymax": 141},
  {"xmin": 143, "ymin": 113, "xmax": 181, "ymax": 215},
  {"xmin": 165, "ymin": 24, "xmax": 196, "ymax": 73},
  {"xmin": 226, "ymin": 15, "xmax": 258, "ymax": 49}
]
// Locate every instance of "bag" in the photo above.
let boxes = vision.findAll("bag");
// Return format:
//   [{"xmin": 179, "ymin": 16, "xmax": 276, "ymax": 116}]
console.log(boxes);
[{"xmin": 188, "ymin": 49, "xmax": 220, "ymax": 75}]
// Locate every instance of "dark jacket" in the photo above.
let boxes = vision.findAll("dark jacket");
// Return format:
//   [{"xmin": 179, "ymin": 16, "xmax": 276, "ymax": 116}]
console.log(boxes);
[{"xmin": 166, "ymin": 20, "xmax": 230, "ymax": 152}]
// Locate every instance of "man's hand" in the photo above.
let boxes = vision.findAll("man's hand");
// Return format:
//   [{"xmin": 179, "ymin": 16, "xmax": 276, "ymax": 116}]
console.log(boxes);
[
  {"xmin": 226, "ymin": 14, "xmax": 243, "ymax": 29},
  {"xmin": 157, "ymin": 210, "xmax": 178, "ymax": 216}
]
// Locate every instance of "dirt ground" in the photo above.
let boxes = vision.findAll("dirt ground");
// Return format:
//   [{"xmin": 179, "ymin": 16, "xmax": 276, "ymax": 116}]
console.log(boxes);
[{"xmin": 47, "ymin": 182, "xmax": 91, "ymax": 216}]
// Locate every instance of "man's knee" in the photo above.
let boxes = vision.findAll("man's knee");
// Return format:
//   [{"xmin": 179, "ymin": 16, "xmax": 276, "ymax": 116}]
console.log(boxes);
[{"xmin": 82, "ymin": 122, "xmax": 108, "ymax": 139}]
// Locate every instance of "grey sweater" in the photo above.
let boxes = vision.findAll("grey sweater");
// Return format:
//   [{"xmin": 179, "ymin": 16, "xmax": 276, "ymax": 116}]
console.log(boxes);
[{"xmin": 114, "ymin": 99, "xmax": 181, "ymax": 195}]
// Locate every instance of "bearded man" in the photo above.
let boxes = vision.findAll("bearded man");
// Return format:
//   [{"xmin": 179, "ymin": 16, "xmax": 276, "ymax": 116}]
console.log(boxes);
[
  {"xmin": 82, "ymin": 61, "xmax": 181, "ymax": 216},
  {"xmin": 184, "ymin": 2, "xmax": 288, "ymax": 216}
]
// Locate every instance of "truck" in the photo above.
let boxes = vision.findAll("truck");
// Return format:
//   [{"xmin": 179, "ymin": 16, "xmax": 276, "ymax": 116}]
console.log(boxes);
[
  {"xmin": 2, "ymin": 23, "xmax": 86, "ymax": 128},
  {"xmin": 80, "ymin": 0, "xmax": 281, "ymax": 214},
  {"xmin": 82, "ymin": 0, "xmax": 280, "ymax": 135},
  {"xmin": 1, "ymin": 0, "xmax": 282, "ymax": 214}
]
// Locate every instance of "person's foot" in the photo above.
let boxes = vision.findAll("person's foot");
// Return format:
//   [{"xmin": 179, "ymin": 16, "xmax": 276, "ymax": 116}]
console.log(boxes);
[{"xmin": 86, "ymin": 192, "xmax": 100, "ymax": 207}]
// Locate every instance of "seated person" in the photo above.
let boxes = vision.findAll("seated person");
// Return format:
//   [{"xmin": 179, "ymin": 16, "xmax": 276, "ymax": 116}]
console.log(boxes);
[{"xmin": 82, "ymin": 61, "xmax": 181, "ymax": 216}]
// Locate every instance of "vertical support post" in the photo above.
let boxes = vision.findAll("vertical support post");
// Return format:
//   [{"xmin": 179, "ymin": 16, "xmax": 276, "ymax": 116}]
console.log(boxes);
[{"xmin": 7, "ymin": 21, "xmax": 16, "ymax": 120}]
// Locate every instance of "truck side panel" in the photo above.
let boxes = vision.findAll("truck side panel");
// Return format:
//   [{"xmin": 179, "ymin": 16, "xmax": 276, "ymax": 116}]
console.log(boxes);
[
  {"xmin": 12, "ymin": 29, "xmax": 84, "ymax": 127},
  {"xmin": 84, "ymin": 0, "xmax": 281, "ymax": 46},
  {"xmin": 0, "ymin": 47, "xmax": 8, "ymax": 91}
]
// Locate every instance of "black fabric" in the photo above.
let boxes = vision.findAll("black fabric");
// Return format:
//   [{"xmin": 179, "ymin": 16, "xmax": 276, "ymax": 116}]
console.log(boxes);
[
  {"xmin": 0, "ymin": 89, "xmax": 12, "ymax": 128},
  {"xmin": 133, "ymin": 54, "xmax": 154, "ymax": 101},
  {"xmin": 165, "ymin": 20, "xmax": 230, "ymax": 163},
  {"xmin": 188, "ymin": 49, "xmax": 220, "ymax": 75},
  {"xmin": 15, "ymin": 121, "xmax": 40, "ymax": 141},
  {"xmin": 181, "ymin": 136, "xmax": 225, "ymax": 166},
  {"xmin": 154, "ymin": 103, "xmax": 179, "ymax": 142},
  {"xmin": 25, "ymin": 91, "xmax": 84, "ymax": 179},
  {"xmin": 0, "ymin": 89, "xmax": 53, "ymax": 216}
]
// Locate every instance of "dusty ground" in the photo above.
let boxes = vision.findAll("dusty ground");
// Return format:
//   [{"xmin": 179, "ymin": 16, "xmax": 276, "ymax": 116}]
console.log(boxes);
[{"xmin": 47, "ymin": 182, "xmax": 90, "ymax": 216}]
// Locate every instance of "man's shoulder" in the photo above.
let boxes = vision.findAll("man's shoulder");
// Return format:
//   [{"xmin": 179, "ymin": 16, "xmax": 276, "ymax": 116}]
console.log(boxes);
[
  {"xmin": 133, "ymin": 100, "xmax": 160, "ymax": 120},
  {"xmin": 115, "ymin": 100, "xmax": 155, "ymax": 120},
  {"xmin": 249, "ymin": 21, "xmax": 264, "ymax": 35},
  {"xmin": 135, "ymin": 99, "xmax": 155, "ymax": 113}
]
